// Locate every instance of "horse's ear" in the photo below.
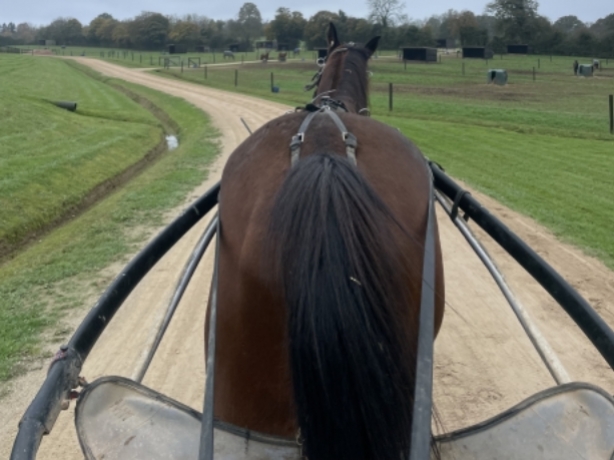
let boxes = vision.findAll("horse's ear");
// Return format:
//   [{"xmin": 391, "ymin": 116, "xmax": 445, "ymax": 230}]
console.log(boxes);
[
  {"xmin": 364, "ymin": 36, "xmax": 380, "ymax": 58},
  {"xmin": 327, "ymin": 22, "xmax": 340, "ymax": 50}
]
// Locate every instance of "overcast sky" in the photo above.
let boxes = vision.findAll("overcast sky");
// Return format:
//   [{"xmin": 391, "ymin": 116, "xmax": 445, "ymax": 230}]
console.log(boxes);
[{"xmin": 4, "ymin": 0, "xmax": 612, "ymax": 27}]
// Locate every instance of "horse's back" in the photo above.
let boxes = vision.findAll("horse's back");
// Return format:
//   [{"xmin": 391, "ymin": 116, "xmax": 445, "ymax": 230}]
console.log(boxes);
[
  {"xmin": 215, "ymin": 111, "xmax": 444, "ymax": 436},
  {"xmin": 223, "ymin": 112, "xmax": 430, "ymax": 203},
  {"xmin": 221, "ymin": 112, "xmax": 433, "ymax": 252}
]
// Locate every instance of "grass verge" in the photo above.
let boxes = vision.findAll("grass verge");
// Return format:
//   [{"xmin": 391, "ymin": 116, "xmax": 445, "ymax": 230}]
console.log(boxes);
[
  {"xmin": 0, "ymin": 61, "xmax": 220, "ymax": 383},
  {"xmin": 0, "ymin": 55, "xmax": 163, "ymax": 256}
]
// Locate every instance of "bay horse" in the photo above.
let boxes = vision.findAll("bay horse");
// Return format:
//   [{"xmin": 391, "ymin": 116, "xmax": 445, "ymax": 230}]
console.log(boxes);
[
  {"xmin": 260, "ymin": 51, "xmax": 269, "ymax": 62},
  {"xmin": 211, "ymin": 22, "xmax": 445, "ymax": 460}
]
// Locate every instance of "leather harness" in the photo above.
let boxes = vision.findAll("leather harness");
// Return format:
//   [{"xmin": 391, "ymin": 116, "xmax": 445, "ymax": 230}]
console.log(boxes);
[{"xmin": 289, "ymin": 104, "xmax": 358, "ymax": 167}]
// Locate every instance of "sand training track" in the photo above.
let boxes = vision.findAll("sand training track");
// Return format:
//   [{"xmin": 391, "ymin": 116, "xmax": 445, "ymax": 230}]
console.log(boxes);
[{"xmin": 2, "ymin": 58, "xmax": 614, "ymax": 458}]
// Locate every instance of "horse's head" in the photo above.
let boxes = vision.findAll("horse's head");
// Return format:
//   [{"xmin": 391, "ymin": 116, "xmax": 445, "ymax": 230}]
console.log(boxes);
[{"xmin": 310, "ymin": 23, "xmax": 380, "ymax": 114}]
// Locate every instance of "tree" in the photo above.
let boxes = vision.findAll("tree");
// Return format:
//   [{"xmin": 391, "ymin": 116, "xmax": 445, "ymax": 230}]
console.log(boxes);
[
  {"xmin": 303, "ymin": 11, "xmax": 340, "ymax": 48},
  {"xmin": 97, "ymin": 18, "xmax": 118, "ymax": 46},
  {"xmin": 237, "ymin": 3, "xmax": 262, "ymax": 44},
  {"xmin": 199, "ymin": 19, "xmax": 227, "ymax": 50},
  {"xmin": 128, "ymin": 12, "xmax": 170, "ymax": 49},
  {"xmin": 553, "ymin": 15, "xmax": 585, "ymax": 35},
  {"xmin": 397, "ymin": 24, "xmax": 435, "ymax": 47},
  {"xmin": 64, "ymin": 18, "xmax": 83, "ymax": 45},
  {"xmin": 486, "ymin": 0, "xmax": 540, "ymax": 43},
  {"xmin": 438, "ymin": 9, "xmax": 460, "ymax": 39},
  {"xmin": 112, "ymin": 22, "xmax": 132, "ymax": 47},
  {"xmin": 40, "ymin": 18, "xmax": 83, "ymax": 45},
  {"xmin": 590, "ymin": 13, "xmax": 614, "ymax": 38},
  {"xmin": 476, "ymin": 14, "xmax": 497, "ymax": 38},
  {"xmin": 424, "ymin": 16, "xmax": 442, "ymax": 37},
  {"xmin": 366, "ymin": 0, "xmax": 407, "ymax": 29},
  {"xmin": 447, "ymin": 11, "xmax": 488, "ymax": 46},
  {"xmin": 169, "ymin": 20, "xmax": 200, "ymax": 46},
  {"xmin": 343, "ymin": 16, "xmax": 374, "ymax": 44},
  {"xmin": 15, "ymin": 23, "xmax": 36, "ymax": 43},
  {"xmin": 85, "ymin": 13, "xmax": 117, "ymax": 45},
  {"xmin": 598, "ymin": 31, "xmax": 614, "ymax": 56},
  {"xmin": 572, "ymin": 30, "xmax": 596, "ymax": 56},
  {"xmin": 267, "ymin": 8, "xmax": 305, "ymax": 49}
]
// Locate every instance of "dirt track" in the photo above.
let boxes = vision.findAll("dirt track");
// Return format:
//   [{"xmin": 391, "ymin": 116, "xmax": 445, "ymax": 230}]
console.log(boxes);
[{"xmin": 2, "ymin": 58, "xmax": 614, "ymax": 458}]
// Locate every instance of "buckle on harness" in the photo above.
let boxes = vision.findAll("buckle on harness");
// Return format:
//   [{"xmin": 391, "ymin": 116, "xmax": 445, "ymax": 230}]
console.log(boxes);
[{"xmin": 344, "ymin": 132, "xmax": 357, "ymax": 148}]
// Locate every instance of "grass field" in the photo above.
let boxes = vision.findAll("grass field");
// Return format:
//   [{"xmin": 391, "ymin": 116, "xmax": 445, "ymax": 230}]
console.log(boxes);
[
  {"xmin": 0, "ymin": 55, "xmax": 163, "ymax": 253},
  {"xmin": 0, "ymin": 58, "xmax": 220, "ymax": 382},
  {"xmin": 151, "ymin": 52, "xmax": 614, "ymax": 269},
  {"xmin": 18, "ymin": 45, "xmax": 307, "ymax": 68}
]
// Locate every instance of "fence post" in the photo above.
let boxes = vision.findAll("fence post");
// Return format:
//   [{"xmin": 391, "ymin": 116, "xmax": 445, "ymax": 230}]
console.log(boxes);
[
  {"xmin": 235, "ymin": 69, "xmax": 238, "ymax": 86},
  {"xmin": 271, "ymin": 72, "xmax": 274, "ymax": 90},
  {"xmin": 610, "ymin": 95, "xmax": 613, "ymax": 134},
  {"xmin": 389, "ymin": 83, "xmax": 393, "ymax": 111}
]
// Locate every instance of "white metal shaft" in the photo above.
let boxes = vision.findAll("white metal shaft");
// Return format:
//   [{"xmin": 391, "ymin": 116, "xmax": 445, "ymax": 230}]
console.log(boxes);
[{"xmin": 435, "ymin": 192, "xmax": 571, "ymax": 385}]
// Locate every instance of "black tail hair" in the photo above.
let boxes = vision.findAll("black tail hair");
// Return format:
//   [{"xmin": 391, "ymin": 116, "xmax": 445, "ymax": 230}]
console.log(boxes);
[{"xmin": 268, "ymin": 153, "xmax": 416, "ymax": 460}]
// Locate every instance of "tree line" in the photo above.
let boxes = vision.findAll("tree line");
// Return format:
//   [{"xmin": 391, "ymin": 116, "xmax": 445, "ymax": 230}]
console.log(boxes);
[{"xmin": 1, "ymin": 0, "xmax": 613, "ymax": 57}]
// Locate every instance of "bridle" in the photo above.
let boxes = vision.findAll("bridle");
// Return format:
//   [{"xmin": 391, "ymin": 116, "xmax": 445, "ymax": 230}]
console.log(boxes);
[
  {"xmin": 304, "ymin": 44, "xmax": 371, "ymax": 115},
  {"xmin": 303, "ymin": 46, "xmax": 349, "ymax": 92},
  {"xmin": 291, "ymin": 44, "xmax": 373, "ymax": 166}
]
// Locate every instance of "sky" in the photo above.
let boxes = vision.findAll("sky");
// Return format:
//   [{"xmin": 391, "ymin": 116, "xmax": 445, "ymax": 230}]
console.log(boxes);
[{"xmin": 3, "ymin": 0, "xmax": 612, "ymax": 27}]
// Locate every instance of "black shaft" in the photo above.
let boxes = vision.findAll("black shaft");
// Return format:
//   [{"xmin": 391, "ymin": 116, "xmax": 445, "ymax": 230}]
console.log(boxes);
[{"xmin": 430, "ymin": 163, "xmax": 614, "ymax": 369}]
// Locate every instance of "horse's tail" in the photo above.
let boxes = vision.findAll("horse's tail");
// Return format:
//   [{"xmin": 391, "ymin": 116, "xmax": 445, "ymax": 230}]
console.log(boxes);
[{"xmin": 268, "ymin": 153, "xmax": 416, "ymax": 460}]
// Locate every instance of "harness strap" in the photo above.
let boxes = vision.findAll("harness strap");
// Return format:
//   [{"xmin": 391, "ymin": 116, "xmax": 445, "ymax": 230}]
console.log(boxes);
[
  {"xmin": 290, "ymin": 110, "xmax": 319, "ymax": 166},
  {"xmin": 408, "ymin": 168, "xmax": 437, "ymax": 460},
  {"xmin": 451, "ymin": 189, "xmax": 471, "ymax": 222},
  {"xmin": 323, "ymin": 109, "xmax": 357, "ymax": 165},
  {"xmin": 290, "ymin": 108, "xmax": 358, "ymax": 167},
  {"xmin": 199, "ymin": 212, "xmax": 221, "ymax": 460}
]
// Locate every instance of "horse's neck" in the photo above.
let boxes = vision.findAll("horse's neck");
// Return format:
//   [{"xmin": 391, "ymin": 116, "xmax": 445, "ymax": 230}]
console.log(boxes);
[{"xmin": 334, "ymin": 83, "xmax": 366, "ymax": 114}]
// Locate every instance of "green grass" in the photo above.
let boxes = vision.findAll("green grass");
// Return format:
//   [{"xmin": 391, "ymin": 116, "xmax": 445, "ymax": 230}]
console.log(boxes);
[
  {"xmin": 0, "ymin": 60, "xmax": 220, "ymax": 382},
  {"xmin": 0, "ymin": 55, "xmax": 162, "ymax": 250},
  {"xmin": 18, "ymin": 44, "xmax": 287, "ymax": 68},
  {"xmin": 384, "ymin": 116, "xmax": 614, "ymax": 264},
  {"xmin": 153, "ymin": 53, "xmax": 614, "ymax": 269}
]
